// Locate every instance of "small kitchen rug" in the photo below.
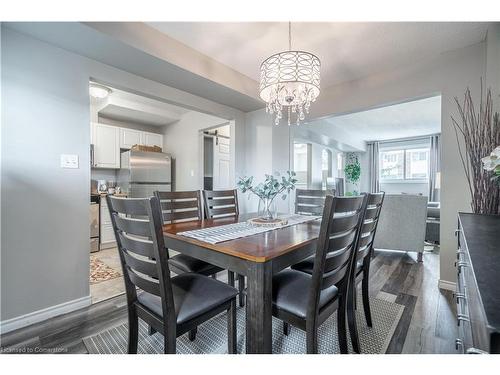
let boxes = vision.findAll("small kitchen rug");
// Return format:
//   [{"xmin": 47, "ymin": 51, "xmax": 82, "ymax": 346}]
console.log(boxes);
[
  {"xmin": 83, "ymin": 293, "xmax": 404, "ymax": 354},
  {"xmin": 90, "ymin": 256, "xmax": 122, "ymax": 284}
]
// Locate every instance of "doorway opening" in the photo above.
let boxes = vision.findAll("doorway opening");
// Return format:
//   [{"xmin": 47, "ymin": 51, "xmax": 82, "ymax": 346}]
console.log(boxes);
[
  {"xmin": 88, "ymin": 79, "xmax": 230, "ymax": 304},
  {"xmin": 201, "ymin": 123, "xmax": 233, "ymax": 192}
]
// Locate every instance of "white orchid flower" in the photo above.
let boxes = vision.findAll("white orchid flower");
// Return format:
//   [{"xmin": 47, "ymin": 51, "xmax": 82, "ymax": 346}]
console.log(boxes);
[{"xmin": 482, "ymin": 146, "xmax": 500, "ymax": 172}]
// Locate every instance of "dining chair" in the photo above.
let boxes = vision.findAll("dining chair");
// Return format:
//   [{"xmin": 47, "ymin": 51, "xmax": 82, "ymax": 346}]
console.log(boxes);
[
  {"xmin": 295, "ymin": 189, "xmax": 332, "ymax": 216},
  {"xmin": 153, "ymin": 190, "xmax": 226, "ymax": 338},
  {"xmin": 154, "ymin": 190, "xmax": 223, "ymax": 278},
  {"xmin": 107, "ymin": 195, "xmax": 237, "ymax": 354},
  {"xmin": 202, "ymin": 189, "xmax": 245, "ymax": 307},
  {"xmin": 273, "ymin": 194, "xmax": 368, "ymax": 354},
  {"xmin": 346, "ymin": 192, "xmax": 385, "ymax": 353}
]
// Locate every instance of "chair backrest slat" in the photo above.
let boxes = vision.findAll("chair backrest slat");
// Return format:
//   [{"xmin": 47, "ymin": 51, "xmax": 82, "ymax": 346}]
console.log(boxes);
[
  {"xmin": 295, "ymin": 189, "xmax": 330, "ymax": 216},
  {"xmin": 118, "ymin": 232, "xmax": 155, "ymax": 258},
  {"xmin": 203, "ymin": 190, "xmax": 239, "ymax": 219},
  {"xmin": 122, "ymin": 249, "xmax": 158, "ymax": 278},
  {"xmin": 321, "ymin": 265, "xmax": 350, "ymax": 289},
  {"xmin": 107, "ymin": 197, "xmax": 149, "ymax": 216},
  {"xmin": 326, "ymin": 229, "xmax": 357, "ymax": 255},
  {"xmin": 154, "ymin": 191, "xmax": 202, "ymax": 223},
  {"xmin": 323, "ymin": 247, "xmax": 352, "ymax": 275},
  {"xmin": 107, "ymin": 196, "xmax": 174, "ymax": 321},
  {"xmin": 127, "ymin": 267, "xmax": 160, "ymax": 296},
  {"xmin": 114, "ymin": 215, "xmax": 152, "ymax": 238}
]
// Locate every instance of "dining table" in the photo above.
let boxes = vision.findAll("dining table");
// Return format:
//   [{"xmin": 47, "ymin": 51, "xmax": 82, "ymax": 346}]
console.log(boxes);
[{"xmin": 162, "ymin": 212, "xmax": 321, "ymax": 354}]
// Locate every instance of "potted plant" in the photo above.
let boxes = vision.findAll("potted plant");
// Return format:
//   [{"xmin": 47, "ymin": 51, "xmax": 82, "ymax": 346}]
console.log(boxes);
[
  {"xmin": 237, "ymin": 171, "xmax": 297, "ymax": 221},
  {"xmin": 344, "ymin": 153, "xmax": 361, "ymax": 196}
]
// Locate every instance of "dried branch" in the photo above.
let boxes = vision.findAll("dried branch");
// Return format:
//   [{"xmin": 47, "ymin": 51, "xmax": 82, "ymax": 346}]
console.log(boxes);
[{"xmin": 451, "ymin": 81, "xmax": 500, "ymax": 215}]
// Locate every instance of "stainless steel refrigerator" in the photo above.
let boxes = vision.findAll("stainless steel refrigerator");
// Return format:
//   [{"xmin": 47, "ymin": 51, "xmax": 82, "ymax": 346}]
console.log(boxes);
[{"xmin": 118, "ymin": 150, "xmax": 172, "ymax": 197}]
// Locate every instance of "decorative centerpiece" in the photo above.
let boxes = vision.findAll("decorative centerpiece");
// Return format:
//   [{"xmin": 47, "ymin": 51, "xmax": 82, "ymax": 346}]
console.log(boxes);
[{"xmin": 237, "ymin": 171, "xmax": 297, "ymax": 226}]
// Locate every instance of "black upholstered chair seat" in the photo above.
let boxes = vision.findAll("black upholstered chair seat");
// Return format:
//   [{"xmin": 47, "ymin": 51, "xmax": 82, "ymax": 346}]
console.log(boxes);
[
  {"xmin": 290, "ymin": 256, "xmax": 314, "ymax": 274},
  {"xmin": 168, "ymin": 254, "xmax": 223, "ymax": 276},
  {"xmin": 272, "ymin": 269, "xmax": 339, "ymax": 319},
  {"xmin": 137, "ymin": 273, "xmax": 237, "ymax": 325}
]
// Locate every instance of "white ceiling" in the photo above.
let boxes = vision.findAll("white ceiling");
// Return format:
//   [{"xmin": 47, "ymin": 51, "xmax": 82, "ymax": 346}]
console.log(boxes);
[
  {"xmin": 148, "ymin": 22, "xmax": 489, "ymax": 88},
  {"xmin": 97, "ymin": 86, "xmax": 190, "ymax": 126},
  {"xmin": 309, "ymin": 95, "xmax": 441, "ymax": 144}
]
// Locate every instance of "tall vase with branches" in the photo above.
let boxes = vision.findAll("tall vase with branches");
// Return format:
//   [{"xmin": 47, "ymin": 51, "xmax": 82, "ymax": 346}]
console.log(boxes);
[{"xmin": 452, "ymin": 83, "xmax": 500, "ymax": 215}]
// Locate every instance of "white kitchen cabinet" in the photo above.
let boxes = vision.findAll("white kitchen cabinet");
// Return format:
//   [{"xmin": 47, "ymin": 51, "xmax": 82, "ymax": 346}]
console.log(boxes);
[
  {"xmin": 143, "ymin": 132, "xmax": 163, "ymax": 148},
  {"xmin": 99, "ymin": 199, "xmax": 116, "ymax": 249},
  {"xmin": 120, "ymin": 128, "xmax": 143, "ymax": 149},
  {"xmin": 92, "ymin": 123, "xmax": 120, "ymax": 169}
]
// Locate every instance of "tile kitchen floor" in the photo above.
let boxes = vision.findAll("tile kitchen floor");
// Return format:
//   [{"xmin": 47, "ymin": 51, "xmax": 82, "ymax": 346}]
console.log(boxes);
[{"xmin": 90, "ymin": 247, "xmax": 125, "ymax": 304}]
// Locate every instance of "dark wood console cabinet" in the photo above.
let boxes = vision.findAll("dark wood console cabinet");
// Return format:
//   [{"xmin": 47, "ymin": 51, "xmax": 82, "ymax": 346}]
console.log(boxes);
[{"xmin": 455, "ymin": 213, "xmax": 500, "ymax": 354}]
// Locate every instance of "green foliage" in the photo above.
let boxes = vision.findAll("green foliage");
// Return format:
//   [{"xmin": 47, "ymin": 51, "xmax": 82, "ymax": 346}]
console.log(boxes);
[
  {"xmin": 344, "ymin": 160, "xmax": 361, "ymax": 183},
  {"xmin": 237, "ymin": 171, "xmax": 298, "ymax": 201}
]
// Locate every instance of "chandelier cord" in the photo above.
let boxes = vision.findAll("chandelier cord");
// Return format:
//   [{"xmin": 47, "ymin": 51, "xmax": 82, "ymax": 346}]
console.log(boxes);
[{"xmin": 288, "ymin": 21, "xmax": 291, "ymax": 51}]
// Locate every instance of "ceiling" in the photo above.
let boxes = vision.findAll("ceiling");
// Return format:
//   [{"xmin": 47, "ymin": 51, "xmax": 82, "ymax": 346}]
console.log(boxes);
[
  {"xmin": 309, "ymin": 95, "xmax": 441, "ymax": 144},
  {"xmin": 148, "ymin": 22, "xmax": 489, "ymax": 88},
  {"xmin": 5, "ymin": 22, "xmax": 263, "ymax": 113},
  {"xmin": 96, "ymin": 86, "xmax": 191, "ymax": 126}
]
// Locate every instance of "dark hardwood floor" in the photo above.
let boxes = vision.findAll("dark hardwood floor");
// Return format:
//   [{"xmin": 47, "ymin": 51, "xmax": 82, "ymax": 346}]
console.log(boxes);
[{"xmin": 0, "ymin": 248, "xmax": 457, "ymax": 354}]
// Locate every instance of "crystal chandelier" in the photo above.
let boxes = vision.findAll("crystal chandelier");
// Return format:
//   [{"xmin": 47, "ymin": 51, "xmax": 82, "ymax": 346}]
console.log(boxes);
[{"xmin": 259, "ymin": 22, "xmax": 321, "ymax": 126}]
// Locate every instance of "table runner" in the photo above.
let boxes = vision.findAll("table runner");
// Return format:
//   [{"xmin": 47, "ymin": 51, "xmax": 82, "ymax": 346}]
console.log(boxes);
[{"xmin": 177, "ymin": 214, "xmax": 320, "ymax": 244}]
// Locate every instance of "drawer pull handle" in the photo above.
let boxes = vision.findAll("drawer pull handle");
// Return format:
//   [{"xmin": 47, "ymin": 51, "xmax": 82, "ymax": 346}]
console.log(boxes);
[
  {"xmin": 455, "ymin": 338, "xmax": 464, "ymax": 352},
  {"xmin": 466, "ymin": 347, "xmax": 487, "ymax": 354},
  {"xmin": 457, "ymin": 314, "xmax": 470, "ymax": 326},
  {"xmin": 455, "ymin": 293, "xmax": 466, "ymax": 304}
]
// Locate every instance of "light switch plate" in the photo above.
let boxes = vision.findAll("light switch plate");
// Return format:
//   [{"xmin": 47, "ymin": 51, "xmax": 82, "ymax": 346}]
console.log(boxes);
[{"xmin": 60, "ymin": 154, "xmax": 79, "ymax": 169}]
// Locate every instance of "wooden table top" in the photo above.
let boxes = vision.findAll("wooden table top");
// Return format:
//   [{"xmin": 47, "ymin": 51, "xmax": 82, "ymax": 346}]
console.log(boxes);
[{"xmin": 162, "ymin": 213, "xmax": 321, "ymax": 263}]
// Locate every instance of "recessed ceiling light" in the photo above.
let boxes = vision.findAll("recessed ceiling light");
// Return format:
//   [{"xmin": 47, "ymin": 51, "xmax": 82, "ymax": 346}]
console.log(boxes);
[{"xmin": 89, "ymin": 84, "xmax": 111, "ymax": 99}]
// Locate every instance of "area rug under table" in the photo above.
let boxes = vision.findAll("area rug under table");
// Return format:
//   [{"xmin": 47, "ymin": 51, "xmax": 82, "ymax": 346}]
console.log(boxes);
[
  {"xmin": 83, "ymin": 294, "xmax": 403, "ymax": 354},
  {"xmin": 89, "ymin": 256, "xmax": 121, "ymax": 284}
]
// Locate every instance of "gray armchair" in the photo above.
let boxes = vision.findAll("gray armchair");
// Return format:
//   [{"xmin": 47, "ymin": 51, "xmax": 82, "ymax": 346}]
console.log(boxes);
[{"xmin": 373, "ymin": 194, "xmax": 428, "ymax": 262}]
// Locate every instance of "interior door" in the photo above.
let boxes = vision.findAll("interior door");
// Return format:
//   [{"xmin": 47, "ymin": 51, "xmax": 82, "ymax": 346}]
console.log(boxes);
[{"xmin": 213, "ymin": 136, "xmax": 231, "ymax": 190}]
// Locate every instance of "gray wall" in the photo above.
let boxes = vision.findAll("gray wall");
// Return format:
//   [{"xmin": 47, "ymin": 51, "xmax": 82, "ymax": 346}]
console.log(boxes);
[{"xmin": 0, "ymin": 27, "xmax": 244, "ymax": 323}]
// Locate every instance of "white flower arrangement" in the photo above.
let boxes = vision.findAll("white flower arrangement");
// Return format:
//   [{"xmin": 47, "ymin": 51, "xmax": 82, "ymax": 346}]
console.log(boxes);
[{"xmin": 481, "ymin": 146, "xmax": 500, "ymax": 181}]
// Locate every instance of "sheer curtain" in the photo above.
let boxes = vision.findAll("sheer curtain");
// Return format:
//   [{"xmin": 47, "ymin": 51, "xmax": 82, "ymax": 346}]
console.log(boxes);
[
  {"xmin": 428, "ymin": 135, "xmax": 441, "ymax": 202},
  {"xmin": 367, "ymin": 142, "xmax": 380, "ymax": 193}
]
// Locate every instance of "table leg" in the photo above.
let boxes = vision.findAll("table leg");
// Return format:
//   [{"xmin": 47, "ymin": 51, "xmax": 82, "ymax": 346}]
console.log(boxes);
[{"xmin": 245, "ymin": 262, "xmax": 272, "ymax": 354}]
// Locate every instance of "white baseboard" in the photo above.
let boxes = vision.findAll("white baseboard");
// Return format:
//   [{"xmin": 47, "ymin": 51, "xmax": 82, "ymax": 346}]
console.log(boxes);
[
  {"xmin": 438, "ymin": 279, "xmax": 456, "ymax": 291},
  {"xmin": 0, "ymin": 295, "xmax": 91, "ymax": 335}
]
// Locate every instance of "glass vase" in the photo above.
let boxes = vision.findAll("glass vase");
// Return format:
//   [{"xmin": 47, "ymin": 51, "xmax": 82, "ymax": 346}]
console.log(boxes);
[{"xmin": 257, "ymin": 197, "xmax": 277, "ymax": 221}]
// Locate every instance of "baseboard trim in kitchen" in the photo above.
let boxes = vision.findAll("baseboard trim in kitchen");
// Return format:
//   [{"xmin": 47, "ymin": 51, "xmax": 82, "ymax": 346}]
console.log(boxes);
[
  {"xmin": 438, "ymin": 279, "xmax": 456, "ymax": 292},
  {"xmin": 0, "ymin": 295, "xmax": 92, "ymax": 335}
]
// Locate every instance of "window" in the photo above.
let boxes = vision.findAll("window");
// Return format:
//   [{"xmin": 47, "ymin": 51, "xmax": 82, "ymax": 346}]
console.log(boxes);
[
  {"xmin": 293, "ymin": 143, "xmax": 311, "ymax": 187},
  {"xmin": 405, "ymin": 148, "xmax": 429, "ymax": 179},
  {"xmin": 380, "ymin": 147, "xmax": 429, "ymax": 181},
  {"xmin": 337, "ymin": 153, "xmax": 344, "ymax": 178},
  {"xmin": 322, "ymin": 149, "xmax": 332, "ymax": 176}
]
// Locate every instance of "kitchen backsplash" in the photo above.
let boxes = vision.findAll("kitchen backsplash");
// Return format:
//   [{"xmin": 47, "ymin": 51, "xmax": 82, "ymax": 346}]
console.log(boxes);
[{"xmin": 91, "ymin": 168, "xmax": 117, "ymax": 183}]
